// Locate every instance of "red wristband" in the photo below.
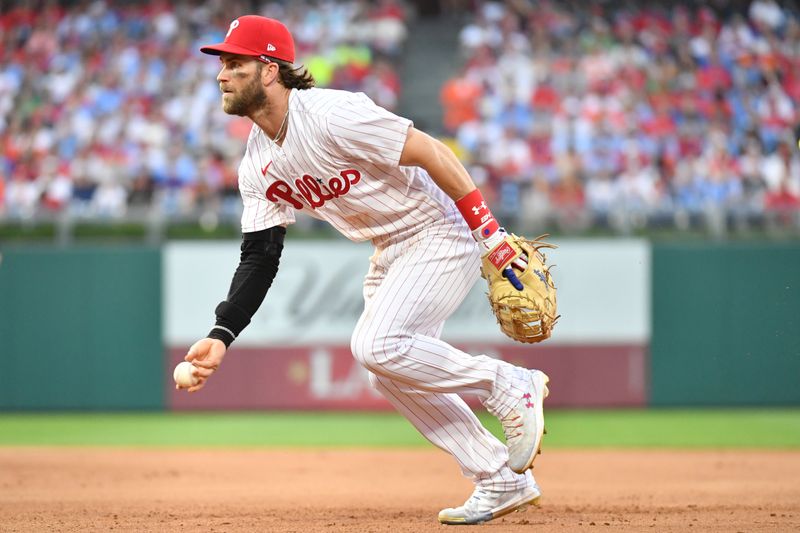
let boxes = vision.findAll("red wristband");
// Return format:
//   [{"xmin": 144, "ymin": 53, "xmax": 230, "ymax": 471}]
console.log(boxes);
[{"xmin": 455, "ymin": 189, "xmax": 499, "ymax": 238}]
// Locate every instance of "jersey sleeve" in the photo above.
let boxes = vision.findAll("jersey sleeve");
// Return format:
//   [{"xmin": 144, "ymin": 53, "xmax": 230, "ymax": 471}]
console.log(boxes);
[
  {"xmin": 238, "ymin": 157, "xmax": 295, "ymax": 233},
  {"xmin": 325, "ymin": 92, "xmax": 412, "ymax": 168}
]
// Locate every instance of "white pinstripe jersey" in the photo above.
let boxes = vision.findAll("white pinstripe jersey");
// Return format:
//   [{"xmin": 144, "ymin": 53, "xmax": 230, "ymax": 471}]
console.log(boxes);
[{"xmin": 237, "ymin": 87, "xmax": 458, "ymax": 245}]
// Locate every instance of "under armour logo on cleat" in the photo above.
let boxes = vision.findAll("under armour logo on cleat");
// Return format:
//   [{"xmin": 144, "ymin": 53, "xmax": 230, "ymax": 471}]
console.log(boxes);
[{"xmin": 522, "ymin": 392, "xmax": 534, "ymax": 408}]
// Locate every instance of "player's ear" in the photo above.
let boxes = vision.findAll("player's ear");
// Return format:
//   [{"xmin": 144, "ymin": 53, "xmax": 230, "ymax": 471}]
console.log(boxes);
[{"xmin": 264, "ymin": 61, "xmax": 280, "ymax": 87}]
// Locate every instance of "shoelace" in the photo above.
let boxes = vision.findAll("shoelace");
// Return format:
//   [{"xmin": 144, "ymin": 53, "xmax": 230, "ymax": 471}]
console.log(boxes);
[{"xmin": 499, "ymin": 410, "xmax": 524, "ymax": 442}]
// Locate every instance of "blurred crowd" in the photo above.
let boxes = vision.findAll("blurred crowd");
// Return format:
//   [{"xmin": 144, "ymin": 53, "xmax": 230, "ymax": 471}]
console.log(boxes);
[
  {"xmin": 2, "ymin": 0, "xmax": 799, "ymax": 233},
  {"xmin": 442, "ymin": 0, "xmax": 800, "ymax": 230},
  {"xmin": 0, "ymin": 0, "xmax": 406, "ymax": 221}
]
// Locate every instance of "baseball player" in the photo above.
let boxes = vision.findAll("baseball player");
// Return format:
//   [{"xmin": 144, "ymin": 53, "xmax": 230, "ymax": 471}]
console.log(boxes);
[{"xmin": 181, "ymin": 15, "xmax": 550, "ymax": 525}]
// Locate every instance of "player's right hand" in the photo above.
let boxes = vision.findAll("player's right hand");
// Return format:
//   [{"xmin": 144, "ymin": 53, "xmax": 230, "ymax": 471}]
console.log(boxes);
[{"xmin": 183, "ymin": 338, "xmax": 227, "ymax": 393}]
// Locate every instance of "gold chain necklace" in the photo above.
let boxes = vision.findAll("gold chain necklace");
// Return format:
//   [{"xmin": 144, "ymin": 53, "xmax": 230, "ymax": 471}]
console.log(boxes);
[{"xmin": 272, "ymin": 106, "xmax": 289, "ymax": 144}]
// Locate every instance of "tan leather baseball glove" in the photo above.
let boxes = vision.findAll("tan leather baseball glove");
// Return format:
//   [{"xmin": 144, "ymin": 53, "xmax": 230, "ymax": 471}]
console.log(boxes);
[{"xmin": 480, "ymin": 233, "xmax": 558, "ymax": 344}]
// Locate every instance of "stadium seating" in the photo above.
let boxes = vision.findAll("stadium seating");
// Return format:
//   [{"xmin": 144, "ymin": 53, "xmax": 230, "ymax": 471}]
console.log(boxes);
[
  {"xmin": 1, "ymin": 0, "xmax": 798, "ymax": 235},
  {"xmin": 0, "ymin": 0, "xmax": 407, "ymax": 224},
  {"xmin": 442, "ymin": 0, "xmax": 800, "ymax": 233}
]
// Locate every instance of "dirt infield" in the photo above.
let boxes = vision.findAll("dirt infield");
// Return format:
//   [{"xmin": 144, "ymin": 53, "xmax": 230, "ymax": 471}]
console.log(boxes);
[{"xmin": 1, "ymin": 448, "xmax": 798, "ymax": 532}]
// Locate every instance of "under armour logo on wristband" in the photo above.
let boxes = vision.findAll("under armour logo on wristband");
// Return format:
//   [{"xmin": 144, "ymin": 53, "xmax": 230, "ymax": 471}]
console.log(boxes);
[
  {"xmin": 457, "ymin": 189, "xmax": 497, "ymax": 233},
  {"xmin": 471, "ymin": 201, "xmax": 487, "ymax": 216}
]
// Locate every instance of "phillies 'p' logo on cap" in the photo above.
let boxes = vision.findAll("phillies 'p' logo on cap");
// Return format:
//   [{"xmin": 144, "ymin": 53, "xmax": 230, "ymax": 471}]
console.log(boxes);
[
  {"xmin": 225, "ymin": 20, "xmax": 240, "ymax": 38},
  {"xmin": 200, "ymin": 15, "xmax": 295, "ymax": 64}
]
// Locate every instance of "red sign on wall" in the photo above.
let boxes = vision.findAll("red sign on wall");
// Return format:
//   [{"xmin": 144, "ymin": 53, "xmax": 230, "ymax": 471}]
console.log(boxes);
[{"xmin": 167, "ymin": 343, "xmax": 646, "ymax": 410}]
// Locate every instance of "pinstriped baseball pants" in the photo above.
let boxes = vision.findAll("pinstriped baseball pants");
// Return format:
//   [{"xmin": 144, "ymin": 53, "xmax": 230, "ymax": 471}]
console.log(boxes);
[{"xmin": 351, "ymin": 218, "xmax": 532, "ymax": 491}]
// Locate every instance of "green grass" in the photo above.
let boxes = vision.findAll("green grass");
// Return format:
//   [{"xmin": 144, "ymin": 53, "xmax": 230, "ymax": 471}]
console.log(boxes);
[{"xmin": 0, "ymin": 409, "xmax": 798, "ymax": 448}]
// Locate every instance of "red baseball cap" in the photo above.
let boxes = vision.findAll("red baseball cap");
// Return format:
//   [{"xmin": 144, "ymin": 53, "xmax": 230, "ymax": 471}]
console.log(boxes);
[{"xmin": 200, "ymin": 15, "xmax": 295, "ymax": 63}]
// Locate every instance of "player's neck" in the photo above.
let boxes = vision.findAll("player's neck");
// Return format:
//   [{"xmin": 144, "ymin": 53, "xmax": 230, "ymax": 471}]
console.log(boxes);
[{"xmin": 253, "ymin": 88, "xmax": 291, "ymax": 145}]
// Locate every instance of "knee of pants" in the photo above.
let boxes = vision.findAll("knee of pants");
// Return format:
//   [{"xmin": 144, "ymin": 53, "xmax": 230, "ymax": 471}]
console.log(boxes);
[
  {"xmin": 367, "ymin": 371, "xmax": 380, "ymax": 390},
  {"xmin": 368, "ymin": 372, "xmax": 397, "ymax": 394},
  {"xmin": 350, "ymin": 328, "xmax": 409, "ymax": 374}
]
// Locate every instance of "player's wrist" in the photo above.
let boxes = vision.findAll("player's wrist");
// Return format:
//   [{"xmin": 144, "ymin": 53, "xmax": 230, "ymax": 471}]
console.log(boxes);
[
  {"xmin": 210, "ymin": 300, "xmax": 252, "ymax": 347},
  {"xmin": 455, "ymin": 189, "xmax": 506, "ymax": 250},
  {"xmin": 475, "ymin": 226, "xmax": 507, "ymax": 251},
  {"xmin": 207, "ymin": 325, "xmax": 235, "ymax": 347},
  {"xmin": 455, "ymin": 189, "xmax": 497, "ymax": 235}
]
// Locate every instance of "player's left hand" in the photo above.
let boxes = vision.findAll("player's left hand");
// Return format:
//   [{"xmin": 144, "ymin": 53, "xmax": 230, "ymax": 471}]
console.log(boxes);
[
  {"xmin": 182, "ymin": 338, "xmax": 227, "ymax": 392},
  {"xmin": 481, "ymin": 233, "xmax": 559, "ymax": 344}
]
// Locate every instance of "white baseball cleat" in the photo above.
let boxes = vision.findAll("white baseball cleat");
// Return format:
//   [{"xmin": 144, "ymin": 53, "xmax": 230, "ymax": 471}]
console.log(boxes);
[
  {"xmin": 438, "ymin": 482, "xmax": 541, "ymax": 525},
  {"xmin": 500, "ymin": 369, "xmax": 549, "ymax": 473}
]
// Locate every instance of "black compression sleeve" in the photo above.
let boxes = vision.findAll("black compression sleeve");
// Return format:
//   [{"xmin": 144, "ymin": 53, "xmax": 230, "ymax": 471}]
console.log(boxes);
[{"xmin": 207, "ymin": 226, "xmax": 286, "ymax": 347}]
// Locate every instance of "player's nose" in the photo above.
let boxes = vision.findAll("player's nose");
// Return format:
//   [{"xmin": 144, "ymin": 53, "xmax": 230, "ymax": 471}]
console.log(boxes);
[{"xmin": 217, "ymin": 66, "xmax": 229, "ymax": 83}]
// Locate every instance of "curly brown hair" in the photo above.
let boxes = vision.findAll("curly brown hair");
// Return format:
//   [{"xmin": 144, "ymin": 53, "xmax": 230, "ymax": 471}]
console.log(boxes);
[{"xmin": 267, "ymin": 57, "xmax": 316, "ymax": 90}]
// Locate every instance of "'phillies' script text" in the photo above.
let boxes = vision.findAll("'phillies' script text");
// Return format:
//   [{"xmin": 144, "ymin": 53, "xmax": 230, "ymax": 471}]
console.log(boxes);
[{"xmin": 266, "ymin": 169, "xmax": 361, "ymax": 209}]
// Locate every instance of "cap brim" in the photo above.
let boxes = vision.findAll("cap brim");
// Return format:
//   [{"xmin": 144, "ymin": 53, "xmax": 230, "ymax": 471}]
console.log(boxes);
[{"xmin": 200, "ymin": 42, "xmax": 260, "ymax": 57}]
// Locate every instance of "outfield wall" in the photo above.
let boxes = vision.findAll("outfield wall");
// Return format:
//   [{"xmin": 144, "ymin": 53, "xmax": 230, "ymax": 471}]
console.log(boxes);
[
  {"xmin": 0, "ymin": 247, "xmax": 163, "ymax": 410},
  {"xmin": 650, "ymin": 242, "xmax": 800, "ymax": 406},
  {"xmin": 1, "ymin": 240, "xmax": 798, "ymax": 410},
  {"xmin": 163, "ymin": 238, "xmax": 649, "ymax": 409}
]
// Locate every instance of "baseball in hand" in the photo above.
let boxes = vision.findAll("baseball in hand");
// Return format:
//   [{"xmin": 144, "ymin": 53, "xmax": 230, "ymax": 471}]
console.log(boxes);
[{"xmin": 173, "ymin": 361, "xmax": 199, "ymax": 388}]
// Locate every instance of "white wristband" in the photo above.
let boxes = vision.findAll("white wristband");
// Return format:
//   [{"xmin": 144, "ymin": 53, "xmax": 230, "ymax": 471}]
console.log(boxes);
[
  {"xmin": 211, "ymin": 325, "xmax": 236, "ymax": 339},
  {"xmin": 472, "ymin": 225, "xmax": 507, "ymax": 252}
]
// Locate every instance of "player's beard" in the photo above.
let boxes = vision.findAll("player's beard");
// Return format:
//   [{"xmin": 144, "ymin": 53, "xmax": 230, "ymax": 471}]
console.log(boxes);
[{"xmin": 222, "ymin": 72, "xmax": 267, "ymax": 117}]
